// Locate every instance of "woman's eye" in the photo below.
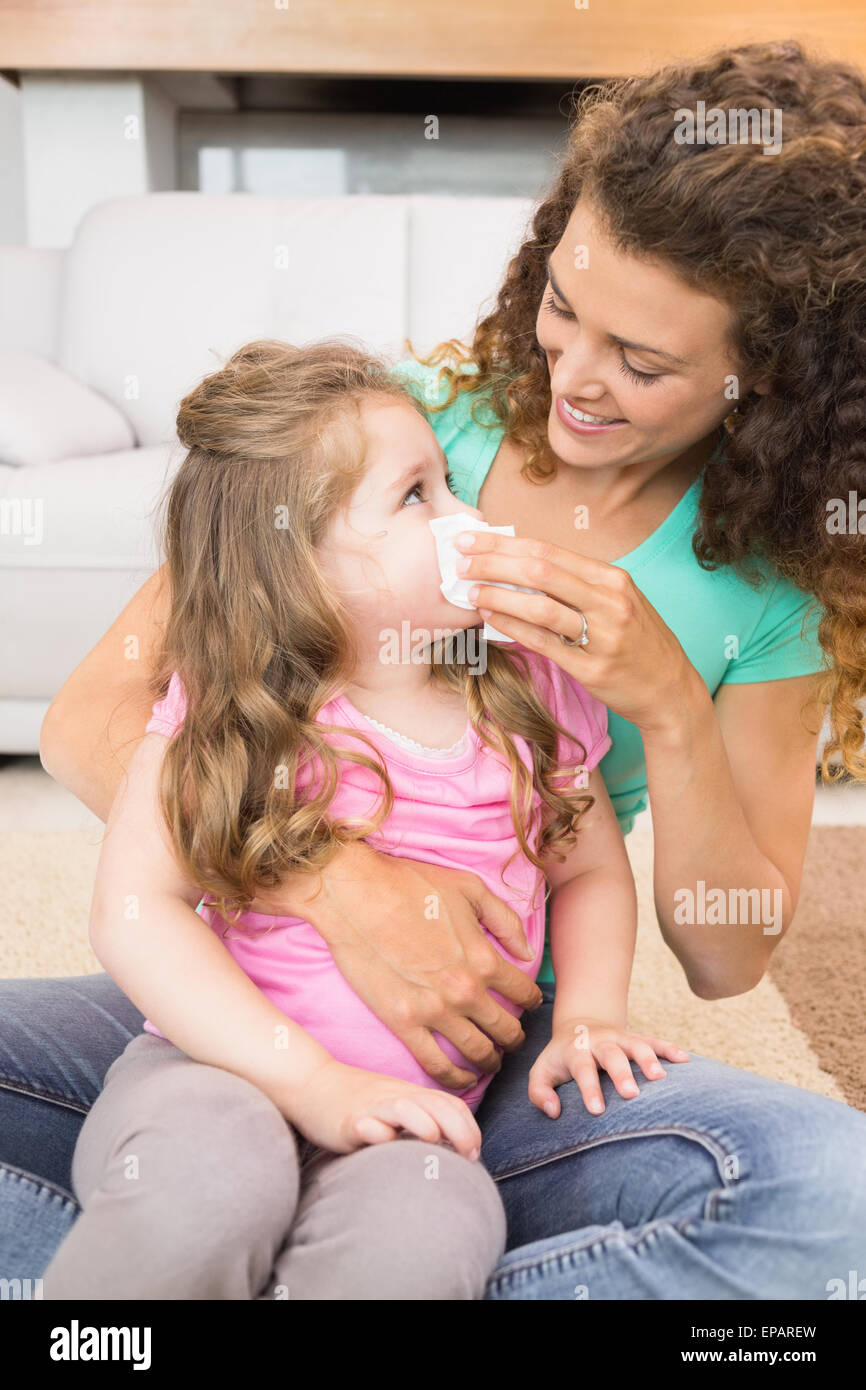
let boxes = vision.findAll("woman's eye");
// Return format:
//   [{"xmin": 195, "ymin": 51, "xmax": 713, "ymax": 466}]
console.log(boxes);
[
  {"xmin": 618, "ymin": 354, "xmax": 661, "ymax": 387},
  {"xmin": 543, "ymin": 284, "xmax": 661, "ymax": 386},
  {"xmin": 543, "ymin": 290, "xmax": 574, "ymax": 321},
  {"xmin": 446, "ymin": 471, "xmax": 458, "ymax": 494}
]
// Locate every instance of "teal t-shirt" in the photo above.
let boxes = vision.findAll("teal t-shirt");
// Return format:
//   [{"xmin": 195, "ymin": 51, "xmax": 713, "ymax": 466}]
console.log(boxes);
[{"xmin": 391, "ymin": 357, "xmax": 826, "ymax": 983}]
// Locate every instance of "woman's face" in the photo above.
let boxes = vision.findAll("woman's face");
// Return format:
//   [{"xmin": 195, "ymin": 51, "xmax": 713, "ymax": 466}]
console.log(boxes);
[{"xmin": 536, "ymin": 194, "xmax": 750, "ymax": 473}]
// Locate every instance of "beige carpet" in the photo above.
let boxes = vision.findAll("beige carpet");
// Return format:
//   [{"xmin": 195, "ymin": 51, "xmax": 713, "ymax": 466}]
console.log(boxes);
[{"xmin": 0, "ymin": 822, "xmax": 861, "ymax": 1111}]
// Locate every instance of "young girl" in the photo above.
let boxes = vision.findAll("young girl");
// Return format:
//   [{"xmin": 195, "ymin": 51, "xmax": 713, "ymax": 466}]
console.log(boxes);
[{"xmin": 43, "ymin": 339, "xmax": 688, "ymax": 1302}]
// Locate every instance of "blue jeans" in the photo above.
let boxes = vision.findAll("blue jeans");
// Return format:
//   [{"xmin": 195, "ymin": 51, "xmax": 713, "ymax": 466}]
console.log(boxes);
[{"xmin": 1, "ymin": 973, "xmax": 865, "ymax": 1299}]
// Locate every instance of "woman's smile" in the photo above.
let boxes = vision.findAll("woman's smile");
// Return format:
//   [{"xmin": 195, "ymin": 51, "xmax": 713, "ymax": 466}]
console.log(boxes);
[{"xmin": 555, "ymin": 394, "xmax": 628, "ymax": 435}]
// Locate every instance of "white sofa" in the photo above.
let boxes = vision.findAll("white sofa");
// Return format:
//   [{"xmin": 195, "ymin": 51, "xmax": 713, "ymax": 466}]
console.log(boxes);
[{"xmin": 0, "ymin": 192, "xmax": 535, "ymax": 752}]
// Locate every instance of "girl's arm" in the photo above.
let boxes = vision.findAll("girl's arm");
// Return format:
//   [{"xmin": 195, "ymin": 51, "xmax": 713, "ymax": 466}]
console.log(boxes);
[
  {"xmin": 91, "ymin": 729, "xmax": 336, "ymax": 1111},
  {"xmin": 41, "ymin": 568, "xmax": 541, "ymax": 1090},
  {"xmin": 528, "ymin": 770, "xmax": 689, "ymax": 1117},
  {"xmin": 543, "ymin": 770, "xmax": 637, "ymax": 1031}
]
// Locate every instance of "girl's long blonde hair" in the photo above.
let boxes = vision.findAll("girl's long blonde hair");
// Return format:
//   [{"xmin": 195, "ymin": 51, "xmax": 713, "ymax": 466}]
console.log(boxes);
[{"xmin": 153, "ymin": 338, "xmax": 593, "ymax": 920}]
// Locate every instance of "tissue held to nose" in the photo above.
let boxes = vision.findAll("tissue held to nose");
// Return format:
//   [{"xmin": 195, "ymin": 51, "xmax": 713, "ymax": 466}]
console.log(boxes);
[{"xmin": 428, "ymin": 512, "xmax": 538, "ymax": 644}]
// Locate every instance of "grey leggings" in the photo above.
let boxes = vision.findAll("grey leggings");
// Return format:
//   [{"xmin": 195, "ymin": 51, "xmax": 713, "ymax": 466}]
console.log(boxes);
[{"xmin": 41, "ymin": 1032, "xmax": 507, "ymax": 1301}]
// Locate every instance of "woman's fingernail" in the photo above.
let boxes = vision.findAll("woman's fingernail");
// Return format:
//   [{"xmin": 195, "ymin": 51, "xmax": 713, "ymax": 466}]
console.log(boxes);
[
  {"xmin": 456, "ymin": 556, "xmax": 471, "ymax": 573},
  {"xmin": 588, "ymin": 1098, "xmax": 604, "ymax": 1114},
  {"xmin": 469, "ymin": 1146, "xmax": 480, "ymax": 1161},
  {"xmin": 456, "ymin": 532, "xmax": 476, "ymax": 548},
  {"xmin": 468, "ymin": 585, "xmax": 480, "ymax": 601},
  {"xmin": 543, "ymin": 1100, "xmax": 558, "ymax": 1117}
]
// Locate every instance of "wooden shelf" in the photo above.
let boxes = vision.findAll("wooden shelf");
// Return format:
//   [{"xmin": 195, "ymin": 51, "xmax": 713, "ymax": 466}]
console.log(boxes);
[{"xmin": 2, "ymin": 1, "xmax": 865, "ymax": 79}]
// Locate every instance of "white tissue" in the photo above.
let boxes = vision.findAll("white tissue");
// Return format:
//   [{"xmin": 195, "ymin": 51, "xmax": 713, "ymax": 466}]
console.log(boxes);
[{"xmin": 429, "ymin": 512, "xmax": 537, "ymax": 644}]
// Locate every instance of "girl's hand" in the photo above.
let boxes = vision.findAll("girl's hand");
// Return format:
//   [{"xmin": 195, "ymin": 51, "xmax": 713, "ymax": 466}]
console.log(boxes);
[
  {"xmin": 528, "ymin": 1016, "xmax": 690, "ymax": 1117},
  {"xmin": 286, "ymin": 1057, "xmax": 484, "ymax": 1160},
  {"xmin": 454, "ymin": 530, "xmax": 701, "ymax": 735}
]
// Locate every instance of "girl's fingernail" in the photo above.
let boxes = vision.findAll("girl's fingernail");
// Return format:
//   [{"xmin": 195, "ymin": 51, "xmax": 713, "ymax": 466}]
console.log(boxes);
[
  {"xmin": 467, "ymin": 585, "xmax": 480, "ymax": 601},
  {"xmin": 456, "ymin": 532, "xmax": 476, "ymax": 547},
  {"xmin": 456, "ymin": 556, "xmax": 471, "ymax": 573},
  {"xmin": 469, "ymin": 1146, "xmax": 480, "ymax": 1161},
  {"xmin": 478, "ymin": 608, "xmax": 492, "ymax": 617},
  {"xmin": 588, "ymin": 1098, "xmax": 604, "ymax": 1114},
  {"xmin": 543, "ymin": 1100, "xmax": 558, "ymax": 1117}
]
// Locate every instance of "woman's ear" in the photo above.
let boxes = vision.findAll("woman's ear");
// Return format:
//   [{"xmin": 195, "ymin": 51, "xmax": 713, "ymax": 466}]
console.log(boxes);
[{"xmin": 750, "ymin": 375, "xmax": 772, "ymax": 396}]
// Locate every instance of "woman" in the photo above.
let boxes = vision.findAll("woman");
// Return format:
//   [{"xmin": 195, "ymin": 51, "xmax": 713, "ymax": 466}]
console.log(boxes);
[{"xmin": 6, "ymin": 39, "xmax": 866, "ymax": 1298}]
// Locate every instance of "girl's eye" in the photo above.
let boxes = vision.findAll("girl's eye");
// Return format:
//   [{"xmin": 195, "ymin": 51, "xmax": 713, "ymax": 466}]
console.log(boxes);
[{"xmin": 402, "ymin": 471, "xmax": 458, "ymax": 507}]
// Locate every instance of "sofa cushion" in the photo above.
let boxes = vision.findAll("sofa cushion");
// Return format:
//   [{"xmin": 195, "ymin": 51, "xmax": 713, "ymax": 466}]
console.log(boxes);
[
  {"xmin": 58, "ymin": 193, "xmax": 410, "ymax": 447},
  {"xmin": 0, "ymin": 349, "xmax": 136, "ymax": 467}
]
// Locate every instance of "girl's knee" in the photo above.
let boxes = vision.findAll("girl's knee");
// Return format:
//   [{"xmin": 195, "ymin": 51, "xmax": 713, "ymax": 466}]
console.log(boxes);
[
  {"xmin": 285, "ymin": 1138, "xmax": 506, "ymax": 1299},
  {"xmin": 372, "ymin": 1140, "xmax": 507, "ymax": 1290},
  {"xmin": 79, "ymin": 1058, "xmax": 300, "ymax": 1221}
]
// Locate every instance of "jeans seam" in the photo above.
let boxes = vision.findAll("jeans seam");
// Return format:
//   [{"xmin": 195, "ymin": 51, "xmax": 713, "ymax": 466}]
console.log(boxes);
[
  {"xmin": 485, "ymin": 1210, "xmax": 702, "ymax": 1293},
  {"xmin": 0, "ymin": 1077, "xmax": 90, "ymax": 1117},
  {"xmin": 489, "ymin": 1125, "xmax": 735, "ymax": 1186},
  {"xmin": 0, "ymin": 1160, "xmax": 79, "ymax": 1212}
]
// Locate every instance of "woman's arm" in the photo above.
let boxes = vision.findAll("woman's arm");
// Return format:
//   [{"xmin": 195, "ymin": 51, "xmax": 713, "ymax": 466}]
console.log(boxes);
[
  {"xmin": 458, "ymin": 531, "xmax": 823, "ymax": 999},
  {"xmin": 643, "ymin": 670, "xmax": 821, "ymax": 998},
  {"xmin": 41, "ymin": 569, "xmax": 543, "ymax": 1086},
  {"xmin": 40, "ymin": 565, "xmax": 171, "ymax": 821}
]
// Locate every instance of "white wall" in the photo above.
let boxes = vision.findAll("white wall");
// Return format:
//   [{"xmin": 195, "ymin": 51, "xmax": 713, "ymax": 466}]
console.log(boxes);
[
  {"xmin": 0, "ymin": 75, "xmax": 27, "ymax": 244},
  {"xmin": 19, "ymin": 73, "xmax": 178, "ymax": 248}
]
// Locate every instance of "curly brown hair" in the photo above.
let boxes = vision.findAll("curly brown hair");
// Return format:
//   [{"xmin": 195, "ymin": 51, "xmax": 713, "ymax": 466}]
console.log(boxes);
[
  {"xmin": 153, "ymin": 339, "xmax": 592, "ymax": 922},
  {"xmin": 420, "ymin": 39, "xmax": 866, "ymax": 781}
]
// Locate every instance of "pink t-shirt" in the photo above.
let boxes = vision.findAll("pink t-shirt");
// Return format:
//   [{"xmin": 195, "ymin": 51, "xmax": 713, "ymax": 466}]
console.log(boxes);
[{"xmin": 142, "ymin": 644, "xmax": 611, "ymax": 1111}]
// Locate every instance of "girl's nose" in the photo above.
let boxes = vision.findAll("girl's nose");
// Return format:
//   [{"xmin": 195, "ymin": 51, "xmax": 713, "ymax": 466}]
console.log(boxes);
[{"xmin": 446, "ymin": 495, "xmax": 484, "ymax": 523}]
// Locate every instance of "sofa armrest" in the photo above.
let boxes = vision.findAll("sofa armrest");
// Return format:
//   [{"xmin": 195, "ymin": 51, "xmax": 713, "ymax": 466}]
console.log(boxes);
[{"xmin": 0, "ymin": 246, "xmax": 65, "ymax": 362}]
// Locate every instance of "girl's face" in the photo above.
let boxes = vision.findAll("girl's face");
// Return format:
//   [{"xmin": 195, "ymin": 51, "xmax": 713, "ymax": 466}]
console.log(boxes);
[
  {"xmin": 536, "ymin": 195, "xmax": 756, "ymax": 472},
  {"xmin": 319, "ymin": 399, "xmax": 484, "ymax": 643}
]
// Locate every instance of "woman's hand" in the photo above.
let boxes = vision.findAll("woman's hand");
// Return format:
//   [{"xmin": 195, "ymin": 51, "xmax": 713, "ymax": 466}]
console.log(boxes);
[
  {"xmin": 528, "ymin": 1016, "xmax": 690, "ymax": 1117},
  {"xmin": 251, "ymin": 842, "xmax": 544, "ymax": 1092},
  {"xmin": 286, "ymin": 1056, "xmax": 483, "ymax": 1160},
  {"xmin": 454, "ymin": 530, "xmax": 701, "ymax": 735}
]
